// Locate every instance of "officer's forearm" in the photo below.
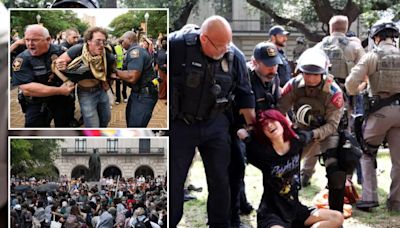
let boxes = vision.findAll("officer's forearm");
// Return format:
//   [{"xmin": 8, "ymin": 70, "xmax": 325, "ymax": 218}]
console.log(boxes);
[
  {"xmin": 116, "ymin": 69, "xmax": 141, "ymax": 84},
  {"xmin": 19, "ymin": 82, "xmax": 65, "ymax": 97},
  {"xmin": 239, "ymin": 108, "xmax": 256, "ymax": 125}
]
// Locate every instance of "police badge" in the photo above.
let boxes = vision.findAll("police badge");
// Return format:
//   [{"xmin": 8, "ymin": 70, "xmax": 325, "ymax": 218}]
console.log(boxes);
[{"xmin": 130, "ymin": 49, "xmax": 139, "ymax": 58}]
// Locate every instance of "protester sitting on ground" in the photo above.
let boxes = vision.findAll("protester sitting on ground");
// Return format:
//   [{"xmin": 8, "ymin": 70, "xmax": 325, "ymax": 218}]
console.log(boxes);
[{"xmin": 237, "ymin": 109, "xmax": 344, "ymax": 228}]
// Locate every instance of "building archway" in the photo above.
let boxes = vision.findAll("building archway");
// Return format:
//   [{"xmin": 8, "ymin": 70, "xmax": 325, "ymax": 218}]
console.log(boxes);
[
  {"xmin": 71, "ymin": 165, "xmax": 89, "ymax": 179},
  {"xmin": 103, "ymin": 165, "xmax": 122, "ymax": 178},
  {"xmin": 135, "ymin": 165, "xmax": 154, "ymax": 178}
]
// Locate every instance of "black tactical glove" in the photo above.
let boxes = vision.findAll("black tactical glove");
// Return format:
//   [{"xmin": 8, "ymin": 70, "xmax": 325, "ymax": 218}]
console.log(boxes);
[{"xmin": 298, "ymin": 130, "xmax": 314, "ymax": 145}]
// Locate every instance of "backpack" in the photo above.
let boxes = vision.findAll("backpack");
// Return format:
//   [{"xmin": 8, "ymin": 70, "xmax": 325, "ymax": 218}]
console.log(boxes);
[{"xmin": 322, "ymin": 36, "xmax": 353, "ymax": 80}]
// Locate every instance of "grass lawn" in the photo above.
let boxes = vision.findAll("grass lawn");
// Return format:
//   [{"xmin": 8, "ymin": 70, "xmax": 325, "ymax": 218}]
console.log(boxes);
[{"xmin": 177, "ymin": 149, "xmax": 400, "ymax": 228}]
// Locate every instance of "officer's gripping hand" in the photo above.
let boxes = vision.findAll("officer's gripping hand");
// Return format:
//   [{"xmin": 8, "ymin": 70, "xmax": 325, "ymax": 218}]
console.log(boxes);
[
  {"xmin": 297, "ymin": 130, "xmax": 314, "ymax": 145},
  {"xmin": 55, "ymin": 58, "xmax": 67, "ymax": 71},
  {"xmin": 59, "ymin": 82, "xmax": 75, "ymax": 96},
  {"xmin": 237, "ymin": 128, "xmax": 252, "ymax": 143}
]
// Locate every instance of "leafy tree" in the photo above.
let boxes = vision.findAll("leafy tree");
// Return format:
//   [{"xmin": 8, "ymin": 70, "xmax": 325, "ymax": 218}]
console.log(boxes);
[
  {"xmin": 246, "ymin": 0, "xmax": 400, "ymax": 42},
  {"xmin": 11, "ymin": 139, "xmax": 62, "ymax": 178},
  {"xmin": 119, "ymin": 0, "xmax": 198, "ymax": 31},
  {"xmin": 108, "ymin": 10, "xmax": 167, "ymax": 38},
  {"xmin": 10, "ymin": 10, "xmax": 89, "ymax": 38}
]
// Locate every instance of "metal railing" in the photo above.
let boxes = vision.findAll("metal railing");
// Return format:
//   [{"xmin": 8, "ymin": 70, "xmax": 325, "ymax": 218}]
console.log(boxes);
[{"xmin": 60, "ymin": 147, "xmax": 165, "ymax": 155}]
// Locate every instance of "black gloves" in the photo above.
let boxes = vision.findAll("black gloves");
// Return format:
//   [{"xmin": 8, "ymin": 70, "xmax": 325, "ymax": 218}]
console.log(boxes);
[{"xmin": 298, "ymin": 130, "xmax": 314, "ymax": 144}]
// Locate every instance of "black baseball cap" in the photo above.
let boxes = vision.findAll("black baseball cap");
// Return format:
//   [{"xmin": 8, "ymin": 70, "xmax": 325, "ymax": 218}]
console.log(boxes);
[
  {"xmin": 269, "ymin": 25, "xmax": 290, "ymax": 36},
  {"xmin": 253, "ymin": 42, "xmax": 282, "ymax": 67}
]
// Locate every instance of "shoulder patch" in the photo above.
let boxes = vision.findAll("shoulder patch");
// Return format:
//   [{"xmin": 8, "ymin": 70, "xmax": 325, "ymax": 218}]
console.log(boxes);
[
  {"xmin": 331, "ymin": 92, "xmax": 344, "ymax": 109},
  {"xmin": 12, "ymin": 57, "xmax": 23, "ymax": 72},
  {"xmin": 130, "ymin": 49, "xmax": 140, "ymax": 58}
]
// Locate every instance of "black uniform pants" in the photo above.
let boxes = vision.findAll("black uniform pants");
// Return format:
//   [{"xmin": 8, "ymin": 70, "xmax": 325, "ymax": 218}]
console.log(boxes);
[
  {"xmin": 229, "ymin": 134, "xmax": 246, "ymax": 226},
  {"xmin": 24, "ymin": 96, "xmax": 70, "ymax": 127},
  {"xmin": 170, "ymin": 113, "xmax": 231, "ymax": 228}
]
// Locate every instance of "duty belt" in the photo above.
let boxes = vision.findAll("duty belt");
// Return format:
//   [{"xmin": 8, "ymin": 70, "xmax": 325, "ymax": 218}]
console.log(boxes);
[
  {"xmin": 25, "ymin": 96, "xmax": 50, "ymax": 104},
  {"xmin": 133, "ymin": 86, "xmax": 156, "ymax": 95}
]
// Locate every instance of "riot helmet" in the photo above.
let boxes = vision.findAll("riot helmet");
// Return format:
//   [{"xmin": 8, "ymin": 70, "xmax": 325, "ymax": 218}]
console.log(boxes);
[
  {"xmin": 296, "ymin": 48, "xmax": 329, "ymax": 75},
  {"xmin": 51, "ymin": 0, "xmax": 99, "ymax": 8},
  {"xmin": 369, "ymin": 21, "xmax": 399, "ymax": 39}
]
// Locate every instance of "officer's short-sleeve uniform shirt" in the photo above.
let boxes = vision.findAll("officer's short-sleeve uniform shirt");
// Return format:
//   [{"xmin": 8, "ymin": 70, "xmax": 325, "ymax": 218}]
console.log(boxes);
[
  {"xmin": 12, "ymin": 44, "xmax": 65, "ymax": 87},
  {"xmin": 123, "ymin": 45, "xmax": 152, "ymax": 72}
]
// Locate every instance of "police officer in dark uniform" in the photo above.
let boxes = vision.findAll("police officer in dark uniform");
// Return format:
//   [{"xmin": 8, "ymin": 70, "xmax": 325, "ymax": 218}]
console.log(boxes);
[
  {"xmin": 230, "ymin": 41, "xmax": 282, "ymax": 227},
  {"xmin": 59, "ymin": 28, "xmax": 81, "ymax": 127},
  {"xmin": 269, "ymin": 25, "xmax": 292, "ymax": 87},
  {"xmin": 11, "ymin": 24, "xmax": 75, "ymax": 127},
  {"xmin": 115, "ymin": 31, "xmax": 158, "ymax": 127},
  {"xmin": 169, "ymin": 16, "xmax": 255, "ymax": 227}
]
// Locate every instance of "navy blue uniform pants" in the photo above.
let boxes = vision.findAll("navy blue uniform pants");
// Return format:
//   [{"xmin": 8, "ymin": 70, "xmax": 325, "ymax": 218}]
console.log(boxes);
[
  {"xmin": 229, "ymin": 134, "xmax": 247, "ymax": 226},
  {"xmin": 126, "ymin": 92, "xmax": 158, "ymax": 127},
  {"xmin": 170, "ymin": 114, "xmax": 231, "ymax": 228}
]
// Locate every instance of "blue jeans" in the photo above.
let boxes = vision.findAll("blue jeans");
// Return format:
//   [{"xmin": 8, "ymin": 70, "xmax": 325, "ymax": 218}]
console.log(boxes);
[
  {"xmin": 126, "ymin": 92, "xmax": 158, "ymax": 127},
  {"xmin": 78, "ymin": 86, "xmax": 111, "ymax": 128}
]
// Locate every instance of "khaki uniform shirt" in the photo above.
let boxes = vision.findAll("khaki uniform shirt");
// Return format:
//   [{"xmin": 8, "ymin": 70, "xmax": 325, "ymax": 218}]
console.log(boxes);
[
  {"xmin": 345, "ymin": 40, "xmax": 398, "ymax": 98},
  {"xmin": 278, "ymin": 75, "xmax": 344, "ymax": 141}
]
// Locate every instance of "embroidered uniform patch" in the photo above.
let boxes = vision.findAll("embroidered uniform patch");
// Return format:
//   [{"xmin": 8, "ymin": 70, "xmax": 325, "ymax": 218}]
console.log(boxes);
[
  {"xmin": 281, "ymin": 82, "xmax": 293, "ymax": 96},
  {"xmin": 331, "ymin": 92, "xmax": 344, "ymax": 109},
  {"xmin": 130, "ymin": 49, "xmax": 139, "ymax": 58},
  {"xmin": 12, "ymin": 57, "xmax": 23, "ymax": 71}
]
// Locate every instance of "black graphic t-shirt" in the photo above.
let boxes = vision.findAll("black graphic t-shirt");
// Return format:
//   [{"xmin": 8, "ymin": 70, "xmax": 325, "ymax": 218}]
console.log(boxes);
[{"xmin": 246, "ymin": 137, "xmax": 306, "ymax": 223}]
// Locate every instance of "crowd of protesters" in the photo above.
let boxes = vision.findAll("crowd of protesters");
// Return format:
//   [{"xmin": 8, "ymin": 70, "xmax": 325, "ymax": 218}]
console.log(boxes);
[{"xmin": 10, "ymin": 175, "xmax": 167, "ymax": 228}]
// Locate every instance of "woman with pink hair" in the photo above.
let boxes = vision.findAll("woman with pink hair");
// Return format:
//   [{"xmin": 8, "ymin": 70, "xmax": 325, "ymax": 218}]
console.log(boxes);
[{"xmin": 238, "ymin": 109, "xmax": 343, "ymax": 228}]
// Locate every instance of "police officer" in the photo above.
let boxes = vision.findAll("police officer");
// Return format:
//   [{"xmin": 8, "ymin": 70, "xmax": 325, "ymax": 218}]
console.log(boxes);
[
  {"xmin": 12, "ymin": 24, "xmax": 75, "ymax": 127},
  {"xmin": 269, "ymin": 25, "xmax": 292, "ymax": 87},
  {"xmin": 345, "ymin": 21, "xmax": 400, "ymax": 211},
  {"xmin": 115, "ymin": 31, "xmax": 158, "ymax": 127},
  {"xmin": 302, "ymin": 15, "xmax": 365, "ymax": 185},
  {"xmin": 169, "ymin": 16, "xmax": 255, "ymax": 227},
  {"xmin": 60, "ymin": 28, "xmax": 80, "ymax": 49},
  {"xmin": 60, "ymin": 28, "xmax": 81, "ymax": 127},
  {"xmin": 230, "ymin": 41, "xmax": 282, "ymax": 227},
  {"xmin": 278, "ymin": 48, "xmax": 345, "ymax": 212}
]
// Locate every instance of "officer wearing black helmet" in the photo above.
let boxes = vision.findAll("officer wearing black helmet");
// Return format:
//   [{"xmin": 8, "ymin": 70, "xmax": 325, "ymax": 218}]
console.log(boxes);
[
  {"xmin": 229, "ymin": 41, "xmax": 282, "ymax": 228},
  {"xmin": 169, "ymin": 15, "xmax": 255, "ymax": 227},
  {"xmin": 268, "ymin": 25, "xmax": 292, "ymax": 87},
  {"xmin": 50, "ymin": 0, "xmax": 99, "ymax": 8},
  {"xmin": 278, "ymin": 48, "xmax": 346, "ymax": 212},
  {"xmin": 345, "ymin": 21, "xmax": 400, "ymax": 212}
]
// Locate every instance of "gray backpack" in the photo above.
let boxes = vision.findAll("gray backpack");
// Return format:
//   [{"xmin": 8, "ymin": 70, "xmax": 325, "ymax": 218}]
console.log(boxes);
[{"xmin": 322, "ymin": 36, "xmax": 354, "ymax": 79}]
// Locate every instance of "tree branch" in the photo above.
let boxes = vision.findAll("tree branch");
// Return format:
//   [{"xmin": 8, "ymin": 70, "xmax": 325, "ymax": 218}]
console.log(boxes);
[
  {"xmin": 247, "ymin": 0, "xmax": 324, "ymax": 42},
  {"xmin": 172, "ymin": 0, "xmax": 198, "ymax": 31}
]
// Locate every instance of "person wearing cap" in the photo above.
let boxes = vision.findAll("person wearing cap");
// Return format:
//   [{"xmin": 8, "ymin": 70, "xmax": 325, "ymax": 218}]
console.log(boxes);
[
  {"xmin": 278, "ymin": 48, "xmax": 346, "ymax": 213},
  {"xmin": 345, "ymin": 20, "xmax": 400, "ymax": 212},
  {"xmin": 229, "ymin": 41, "xmax": 282, "ymax": 228},
  {"xmin": 169, "ymin": 15, "xmax": 255, "ymax": 228},
  {"xmin": 268, "ymin": 25, "xmax": 292, "ymax": 87}
]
